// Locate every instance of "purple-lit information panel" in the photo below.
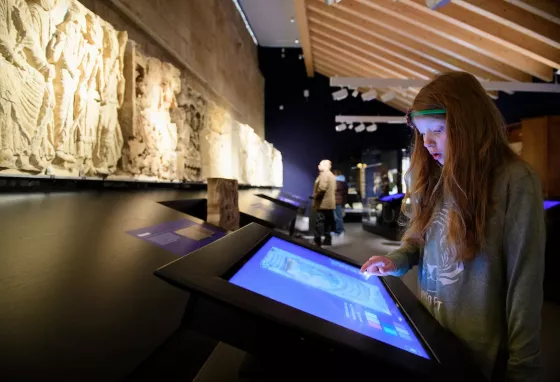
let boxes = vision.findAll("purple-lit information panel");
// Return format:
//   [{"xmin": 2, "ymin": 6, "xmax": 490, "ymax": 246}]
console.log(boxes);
[
  {"xmin": 229, "ymin": 237, "xmax": 430, "ymax": 359},
  {"xmin": 128, "ymin": 219, "xmax": 225, "ymax": 256},
  {"xmin": 544, "ymin": 200, "xmax": 560, "ymax": 210}
]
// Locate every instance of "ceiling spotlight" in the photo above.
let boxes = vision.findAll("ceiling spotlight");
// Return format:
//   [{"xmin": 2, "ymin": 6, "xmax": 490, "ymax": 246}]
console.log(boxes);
[
  {"xmin": 335, "ymin": 123, "xmax": 347, "ymax": 132},
  {"xmin": 366, "ymin": 123, "xmax": 378, "ymax": 132},
  {"xmin": 348, "ymin": 123, "xmax": 354, "ymax": 130},
  {"xmin": 355, "ymin": 123, "xmax": 366, "ymax": 133},
  {"xmin": 295, "ymin": 39, "xmax": 300, "ymax": 44},
  {"xmin": 332, "ymin": 88, "xmax": 349, "ymax": 101},
  {"xmin": 381, "ymin": 90, "xmax": 396, "ymax": 103},
  {"xmin": 361, "ymin": 89, "xmax": 377, "ymax": 101},
  {"xmin": 290, "ymin": 17, "xmax": 295, "ymax": 23},
  {"xmin": 352, "ymin": 90, "xmax": 359, "ymax": 97}
]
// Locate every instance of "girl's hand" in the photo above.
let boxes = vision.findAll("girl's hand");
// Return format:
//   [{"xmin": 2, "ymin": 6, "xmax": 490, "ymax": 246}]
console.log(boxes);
[{"xmin": 360, "ymin": 256, "xmax": 396, "ymax": 277}]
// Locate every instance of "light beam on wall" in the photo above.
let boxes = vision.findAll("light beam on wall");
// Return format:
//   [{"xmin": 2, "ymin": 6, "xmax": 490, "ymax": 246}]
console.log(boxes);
[{"xmin": 232, "ymin": 0, "xmax": 258, "ymax": 45}]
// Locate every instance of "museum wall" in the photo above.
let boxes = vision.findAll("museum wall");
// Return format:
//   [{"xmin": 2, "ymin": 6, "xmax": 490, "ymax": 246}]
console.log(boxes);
[
  {"xmin": 261, "ymin": 47, "xmax": 409, "ymax": 198},
  {"xmin": 80, "ymin": 0, "xmax": 265, "ymax": 137},
  {"xmin": 494, "ymin": 88, "xmax": 560, "ymax": 126},
  {"xmin": 0, "ymin": 0, "xmax": 279, "ymax": 186}
]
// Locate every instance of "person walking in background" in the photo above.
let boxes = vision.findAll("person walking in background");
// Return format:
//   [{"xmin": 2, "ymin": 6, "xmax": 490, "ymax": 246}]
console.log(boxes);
[
  {"xmin": 334, "ymin": 170, "xmax": 348, "ymax": 236},
  {"xmin": 312, "ymin": 160, "xmax": 336, "ymax": 246}
]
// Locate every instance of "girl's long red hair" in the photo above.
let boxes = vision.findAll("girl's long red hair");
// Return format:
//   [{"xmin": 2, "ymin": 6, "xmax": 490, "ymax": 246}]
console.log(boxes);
[{"xmin": 401, "ymin": 72, "xmax": 518, "ymax": 261}]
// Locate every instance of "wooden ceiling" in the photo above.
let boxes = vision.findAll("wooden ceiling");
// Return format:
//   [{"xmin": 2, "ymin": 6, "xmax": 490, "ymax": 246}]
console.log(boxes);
[{"xmin": 294, "ymin": 0, "xmax": 560, "ymax": 111}]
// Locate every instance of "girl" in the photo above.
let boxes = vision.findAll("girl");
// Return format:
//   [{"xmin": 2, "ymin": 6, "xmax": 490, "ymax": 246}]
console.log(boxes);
[{"xmin": 360, "ymin": 72, "xmax": 545, "ymax": 382}]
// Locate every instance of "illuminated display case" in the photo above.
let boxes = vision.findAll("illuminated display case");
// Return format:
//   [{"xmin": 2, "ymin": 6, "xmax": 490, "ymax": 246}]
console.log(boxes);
[{"xmin": 362, "ymin": 194, "xmax": 405, "ymax": 241}]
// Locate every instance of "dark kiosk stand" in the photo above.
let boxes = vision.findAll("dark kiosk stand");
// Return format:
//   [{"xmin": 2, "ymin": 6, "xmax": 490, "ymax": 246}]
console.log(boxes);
[
  {"xmin": 239, "ymin": 195, "xmax": 298, "ymax": 236},
  {"xmin": 255, "ymin": 192, "xmax": 307, "ymax": 213},
  {"xmin": 155, "ymin": 224, "xmax": 486, "ymax": 382}
]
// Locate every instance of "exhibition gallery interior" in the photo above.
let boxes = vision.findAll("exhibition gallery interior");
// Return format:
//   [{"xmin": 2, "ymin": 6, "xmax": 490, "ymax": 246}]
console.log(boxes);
[{"xmin": 2, "ymin": 0, "xmax": 560, "ymax": 381}]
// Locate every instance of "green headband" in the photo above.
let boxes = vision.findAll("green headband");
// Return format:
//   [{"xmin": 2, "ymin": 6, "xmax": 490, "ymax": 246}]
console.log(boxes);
[{"xmin": 410, "ymin": 109, "xmax": 447, "ymax": 117}]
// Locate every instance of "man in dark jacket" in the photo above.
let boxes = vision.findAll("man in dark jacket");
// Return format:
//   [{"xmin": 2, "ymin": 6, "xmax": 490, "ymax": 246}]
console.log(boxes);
[
  {"xmin": 312, "ymin": 160, "xmax": 336, "ymax": 246},
  {"xmin": 334, "ymin": 170, "xmax": 348, "ymax": 236}
]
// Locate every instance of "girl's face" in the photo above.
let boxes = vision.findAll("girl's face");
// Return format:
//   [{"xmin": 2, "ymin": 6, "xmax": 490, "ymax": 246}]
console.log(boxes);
[{"xmin": 414, "ymin": 117, "xmax": 447, "ymax": 165}]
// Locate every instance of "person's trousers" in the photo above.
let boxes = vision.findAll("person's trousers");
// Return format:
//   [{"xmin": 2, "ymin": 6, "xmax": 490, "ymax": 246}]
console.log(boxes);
[
  {"xmin": 314, "ymin": 209, "xmax": 335, "ymax": 244},
  {"xmin": 334, "ymin": 204, "xmax": 344, "ymax": 234}
]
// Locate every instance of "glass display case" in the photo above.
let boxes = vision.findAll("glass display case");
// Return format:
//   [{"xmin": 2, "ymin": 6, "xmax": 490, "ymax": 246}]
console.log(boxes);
[{"xmin": 362, "ymin": 194, "xmax": 405, "ymax": 241}]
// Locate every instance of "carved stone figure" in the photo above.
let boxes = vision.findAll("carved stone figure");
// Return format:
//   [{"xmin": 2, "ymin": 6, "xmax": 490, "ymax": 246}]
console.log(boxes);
[
  {"xmin": 0, "ymin": 0, "xmax": 126, "ymax": 175},
  {"xmin": 207, "ymin": 177, "xmax": 239, "ymax": 231},
  {"xmin": 120, "ymin": 44, "xmax": 180, "ymax": 180},
  {"xmin": 0, "ymin": 1, "xmax": 282, "ymax": 185},
  {"xmin": 172, "ymin": 78, "xmax": 207, "ymax": 182},
  {"xmin": 200, "ymin": 102, "xmax": 234, "ymax": 180},
  {"xmin": 0, "ymin": 0, "xmax": 58, "ymax": 170},
  {"xmin": 272, "ymin": 148, "xmax": 283, "ymax": 187}
]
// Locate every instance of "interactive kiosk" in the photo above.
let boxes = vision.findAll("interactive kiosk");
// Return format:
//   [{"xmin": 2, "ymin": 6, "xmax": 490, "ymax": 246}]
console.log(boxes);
[
  {"xmin": 239, "ymin": 196, "xmax": 298, "ymax": 235},
  {"xmin": 155, "ymin": 223, "xmax": 485, "ymax": 382},
  {"xmin": 255, "ymin": 192, "xmax": 306, "ymax": 212}
]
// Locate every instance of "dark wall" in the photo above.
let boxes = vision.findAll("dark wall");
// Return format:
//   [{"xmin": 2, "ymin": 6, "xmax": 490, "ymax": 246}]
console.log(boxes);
[
  {"xmin": 260, "ymin": 47, "xmax": 410, "ymax": 198},
  {"xmin": 495, "ymin": 86, "xmax": 560, "ymax": 125}
]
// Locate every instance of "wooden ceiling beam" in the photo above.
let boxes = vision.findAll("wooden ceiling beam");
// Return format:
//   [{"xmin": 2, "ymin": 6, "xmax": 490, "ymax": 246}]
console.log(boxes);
[
  {"xmin": 308, "ymin": 9, "xmax": 446, "ymax": 76},
  {"xmin": 311, "ymin": 36, "xmax": 408, "ymax": 79},
  {"xmin": 506, "ymin": 0, "xmax": 560, "ymax": 25},
  {"xmin": 308, "ymin": 1, "xmax": 520, "ymax": 84},
  {"xmin": 323, "ymin": 0, "xmax": 530, "ymax": 82},
  {"xmin": 309, "ymin": 22, "xmax": 434, "ymax": 79},
  {"xmin": 315, "ymin": 64, "xmax": 410, "ymax": 112},
  {"xmin": 407, "ymin": 0, "xmax": 560, "ymax": 70},
  {"xmin": 457, "ymin": 0, "xmax": 560, "ymax": 50},
  {"xmin": 293, "ymin": 0, "xmax": 314, "ymax": 77},
  {"xmin": 358, "ymin": 0, "xmax": 552, "ymax": 81}
]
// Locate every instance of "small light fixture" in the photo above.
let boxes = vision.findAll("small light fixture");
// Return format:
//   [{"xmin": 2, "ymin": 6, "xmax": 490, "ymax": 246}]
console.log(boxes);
[
  {"xmin": 366, "ymin": 123, "xmax": 378, "ymax": 132},
  {"xmin": 355, "ymin": 123, "xmax": 366, "ymax": 133},
  {"xmin": 295, "ymin": 39, "xmax": 300, "ymax": 44},
  {"xmin": 381, "ymin": 90, "xmax": 396, "ymax": 103},
  {"xmin": 290, "ymin": 17, "xmax": 295, "ymax": 23},
  {"xmin": 361, "ymin": 89, "xmax": 377, "ymax": 101},
  {"xmin": 332, "ymin": 88, "xmax": 349, "ymax": 101},
  {"xmin": 335, "ymin": 123, "xmax": 347, "ymax": 132},
  {"xmin": 352, "ymin": 89, "xmax": 359, "ymax": 97},
  {"xmin": 279, "ymin": 105, "xmax": 284, "ymax": 110}
]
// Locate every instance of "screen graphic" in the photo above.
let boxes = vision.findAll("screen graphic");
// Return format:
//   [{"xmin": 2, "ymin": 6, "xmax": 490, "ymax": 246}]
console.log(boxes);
[{"xmin": 229, "ymin": 237, "xmax": 430, "ymax": 359}]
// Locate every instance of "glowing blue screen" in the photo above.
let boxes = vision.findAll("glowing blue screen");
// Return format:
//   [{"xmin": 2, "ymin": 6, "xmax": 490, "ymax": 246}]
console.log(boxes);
[{"xmin": 230, "ymin": 237, "xmax": 430, "ymax": 359}]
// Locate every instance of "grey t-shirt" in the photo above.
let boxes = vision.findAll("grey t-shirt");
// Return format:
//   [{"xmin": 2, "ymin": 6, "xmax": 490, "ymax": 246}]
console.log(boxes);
[{"xmin": 386, "ymin": 161, "xmax": 545, "ymax": 382}]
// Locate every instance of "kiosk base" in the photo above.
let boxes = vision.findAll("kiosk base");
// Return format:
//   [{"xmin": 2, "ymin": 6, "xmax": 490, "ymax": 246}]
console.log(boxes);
[{"xmin": 194, "ymin": 342, "xmax": 395, "ymax": 382}]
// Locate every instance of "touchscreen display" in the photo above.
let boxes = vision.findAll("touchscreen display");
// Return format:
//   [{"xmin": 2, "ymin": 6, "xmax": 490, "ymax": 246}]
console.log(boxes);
[{"xmin": 229, "ymin": 237, "xmax": 430, "ymax": 359}]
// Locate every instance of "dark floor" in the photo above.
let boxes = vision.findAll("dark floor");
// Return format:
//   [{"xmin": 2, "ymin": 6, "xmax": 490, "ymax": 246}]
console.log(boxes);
[{"xmin": 327, "ymin": 223, "xmax": 560, "ymax": 382}]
